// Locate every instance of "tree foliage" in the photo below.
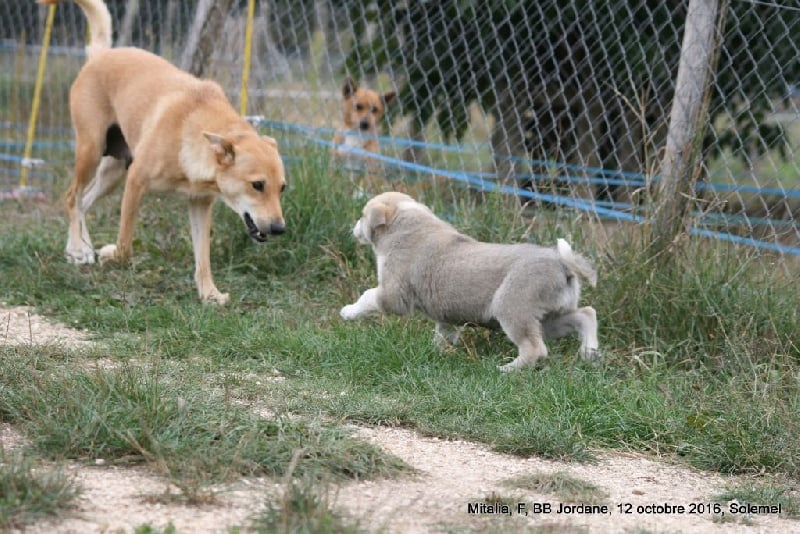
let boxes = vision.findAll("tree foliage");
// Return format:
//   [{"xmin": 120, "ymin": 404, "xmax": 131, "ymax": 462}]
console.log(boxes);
[{"xmin": 342, "ymin": 0, "xmax": 798, "ymax": 170}]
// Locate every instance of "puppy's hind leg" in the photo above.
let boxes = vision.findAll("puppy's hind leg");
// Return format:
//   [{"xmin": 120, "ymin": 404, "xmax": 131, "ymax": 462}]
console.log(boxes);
[
  {"xmin": 542, "ymin": 306, "xmax": 600, "ymax": 360},
  {"xmin": 340, "ymin": 287, "xmax": 383, "ymax": 320},
  {"xmin": 433, "ymin": 323, "xmax": 464, "ymax": 349},
  {"xmin": 497, "ymin": 317, "xmax": 548, "ymax": 372}
]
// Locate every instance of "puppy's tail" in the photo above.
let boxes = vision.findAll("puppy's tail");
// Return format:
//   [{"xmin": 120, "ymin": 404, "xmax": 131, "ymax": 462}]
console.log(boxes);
[
  {"xmin": 557, "ymin": 238, "xmax": 597, "ymax": 288},
  {"xmin": 39, "ymin": 0, "xmax": 113, "ymax": 57}
]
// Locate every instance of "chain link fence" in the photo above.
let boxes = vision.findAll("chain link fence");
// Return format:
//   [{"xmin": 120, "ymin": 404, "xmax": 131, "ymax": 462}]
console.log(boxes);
[{"xmin": 1, "ymin": 0, "xmax": 798, "ymax": 254}]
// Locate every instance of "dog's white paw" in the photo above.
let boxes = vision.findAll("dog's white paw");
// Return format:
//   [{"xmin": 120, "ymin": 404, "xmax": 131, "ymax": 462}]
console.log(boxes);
[
  {"xmin": 340, "ymin": 304, "xmax": 360, "ymax": 320},
  {"xmin": 202, "ymin": 291, "xmax": 230, "ymax": 306},
  {"xmin": 97, "ymin": 244, "xmax": 118, "ymax": 264},
  {"xmin": 66, "ymin": 248, "xmax": 96, "ymax": 264}
]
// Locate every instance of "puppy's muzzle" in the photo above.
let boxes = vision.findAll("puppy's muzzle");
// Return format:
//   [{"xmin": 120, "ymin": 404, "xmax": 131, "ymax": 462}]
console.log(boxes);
[
  {"xmin": 359, "ymin": 119, "xmax": 371, "ymax": 131},
  {"xmin": 244, "ymin": 213, "xmax": 286, "ymax": 243}
]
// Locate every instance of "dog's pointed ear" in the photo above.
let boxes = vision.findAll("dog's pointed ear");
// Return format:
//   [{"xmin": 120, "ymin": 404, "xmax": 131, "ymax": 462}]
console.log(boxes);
[
  {"xmin": 203, "ymin": 132, "xmax": 235, "ymax": 166},
  {"xmin": 342, "ymin": 76, "xmax": 358, "ymax": 98},
  {"xmin": 382, "ymin": 91, "xmax": 397, "ymax": 107},
  {"xmin": 262, "ymin": 135, "xmax": 278, "ymax": 149}
]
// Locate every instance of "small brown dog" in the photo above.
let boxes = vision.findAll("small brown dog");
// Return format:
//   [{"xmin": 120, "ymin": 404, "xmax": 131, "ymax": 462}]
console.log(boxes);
[
  {"xmin": 42, "ymin": 0, "xmax": 287, "ymax": 305},
  {"xmin": 332, "ymin": 77, "xmax": 395, "ymax": 183}
]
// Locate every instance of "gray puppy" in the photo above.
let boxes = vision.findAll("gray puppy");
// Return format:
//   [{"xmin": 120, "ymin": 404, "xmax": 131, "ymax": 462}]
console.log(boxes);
[{"xmin": 340, "ymin": 192, "xmax": 600, "ymax": 371}]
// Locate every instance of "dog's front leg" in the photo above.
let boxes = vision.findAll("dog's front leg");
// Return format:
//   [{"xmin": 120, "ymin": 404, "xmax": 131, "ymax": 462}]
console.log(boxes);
[
  {"xmin": 188, "ymin": 196, "xmax": 229, "ymax": 305},
  {"xmin": 98, "ymin": 166, "xmax": 146, "ymax": 264},
  {"xmin": 340, "ymin": 287, "xmax": 383, "ymax": 319}
]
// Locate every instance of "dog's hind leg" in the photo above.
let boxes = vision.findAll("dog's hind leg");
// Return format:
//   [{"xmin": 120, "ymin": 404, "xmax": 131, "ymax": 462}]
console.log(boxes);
[
  {"xmin": 97, "ymin": 160, "xmax": 147, "ymax": 264},
  {"xmin": 188, "ymin": 195, "xmax": 229, "ymax": 305},
  {"xmin": 81, "ymin": 154, "xmax": 127, "ymax": 212},
  {"xmin": 542, "ymin": 306, "xmax": 599, "ymax": 360},
  {"xmin": 497, "ymin": 318, "xmax": 549, "ymax": 372},
  {"xmin": 66, "ymin": 135, "xmax": 106, "ymax": 264},
  {"xmin": 71, "ymin": 157, "xmax": 127, "ymax": 262}
]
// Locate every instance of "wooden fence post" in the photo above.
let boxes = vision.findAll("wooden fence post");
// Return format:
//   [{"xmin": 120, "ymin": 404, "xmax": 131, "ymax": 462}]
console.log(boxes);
[
  {"xmin": 180, "ymin": 0, "xmax": 235, "ymax": 77},
  {"xmin": 652, "ymin": 0, "xmax": 729, "ymax": 255}
]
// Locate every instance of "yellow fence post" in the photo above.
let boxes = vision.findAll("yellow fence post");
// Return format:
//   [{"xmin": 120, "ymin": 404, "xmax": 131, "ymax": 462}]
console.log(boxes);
[
  {"xmin": 20, "ymin": 3, "xmax": 57, "ymax": 189},
  {"xmin": 239, "ymin": 0, "xmax": 256, "ymax": 116}
]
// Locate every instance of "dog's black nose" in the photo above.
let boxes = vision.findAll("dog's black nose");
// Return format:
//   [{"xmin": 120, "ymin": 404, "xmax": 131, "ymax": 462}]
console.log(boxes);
[
  {"xmin": 270, "ymin": 222, "xmax": 286, "ymax": 235},
  {"xmin": 359, "ymin": 120, "xmax": 370, "ymax": 131}
]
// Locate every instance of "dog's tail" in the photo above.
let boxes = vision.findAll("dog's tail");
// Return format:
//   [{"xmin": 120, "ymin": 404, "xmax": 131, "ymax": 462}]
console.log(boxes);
[
  {"xmin": 39, "ymin": 0, "xmax": 112, "ymax": 56},
  {"xmin": 556, "ymin": 238, "xmax": 597, "ymax": 288}
]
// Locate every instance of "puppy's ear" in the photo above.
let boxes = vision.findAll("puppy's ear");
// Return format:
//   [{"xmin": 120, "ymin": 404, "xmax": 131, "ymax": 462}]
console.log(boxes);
[
  {"xmin": 382, "ymin": 92, "xmax": 397, "ymax": 107},
  {"xmin": 203, "ymin": 132, "xmax": 235, "ymax": 166},
  {"xmin": 365, "ymin": 201, "xmax": 397, "ymax": 234},
  {"xmin": 365, "ymin": 204, "xmax": 385, "ymax": 231},
  {"xmin": 342, "ymin": 76, "xmax": 358, "ymax": 98}
]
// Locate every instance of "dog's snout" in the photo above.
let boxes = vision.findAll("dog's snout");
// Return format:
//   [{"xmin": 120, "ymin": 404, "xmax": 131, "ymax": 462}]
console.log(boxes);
[
  {"xmin": 243, "ymin": 213, "xmax": 285, "ymax": 242},
  {"xmin": 359, "ymin": 119, "xmax": 370, "ymax": 131}
]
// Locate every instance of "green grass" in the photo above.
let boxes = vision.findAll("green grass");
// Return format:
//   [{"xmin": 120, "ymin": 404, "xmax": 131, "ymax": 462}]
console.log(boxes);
[
  {"xmin": 0, "ymin": 345, "xmax": 407, "ymax": 497},
  {"xmin": 0, "ymin": 146, "xmax": 799, "ymax": 497},
  {"xmin": 251, "ymin": 479, "xmax": 363, "ymax": 534},
  {"xmin": 0, "ymin": 450, "xmax": 81, "ymax": 529},
  {"xmin": 715, "ymin": 480, "xmax": 800, "ymax": 518},
  {"xmin": 132, "ymin": 524, "xmax": 179, "ymax": 534},
  {"xmin": 502, "ymin": 472, "xmax": 608, "ymax": 504}
]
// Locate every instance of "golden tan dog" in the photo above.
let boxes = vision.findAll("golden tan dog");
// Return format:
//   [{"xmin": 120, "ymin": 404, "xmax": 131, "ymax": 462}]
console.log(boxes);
[
  {"xmin": 331, "ymin": 77, "xmax": 395, "ymax": 186},
  {"xmin": 42, "ymin": 0, "xmax": 286, "ymax": 305}
]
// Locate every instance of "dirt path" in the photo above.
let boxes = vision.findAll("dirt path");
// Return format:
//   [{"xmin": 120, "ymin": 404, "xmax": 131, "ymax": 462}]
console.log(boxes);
[
  {"xmin": 1, "ymin": 422, "xmax": 271, "ymax": 533},
  {"xmin": 1, "ymin": 305, "xmax": 93, "ymax": 348},
  {"xmin": 2, "ymin": 306, "xmax": 796, "ymax": 533},
  {"xmin": 340, "ymin": 426, "xmax": 790, "ymax": 533}
]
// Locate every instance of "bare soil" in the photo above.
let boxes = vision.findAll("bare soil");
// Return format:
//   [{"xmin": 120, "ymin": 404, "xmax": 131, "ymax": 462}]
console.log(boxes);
[{"xmin": 2, "ymin": 306, "xmax": 796, "ymax": 533}]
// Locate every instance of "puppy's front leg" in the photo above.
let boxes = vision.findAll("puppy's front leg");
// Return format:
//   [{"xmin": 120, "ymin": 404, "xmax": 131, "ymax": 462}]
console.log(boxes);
[{"xmin": 340, "ymin": 287, "xmax": 383, "ymax": 320}]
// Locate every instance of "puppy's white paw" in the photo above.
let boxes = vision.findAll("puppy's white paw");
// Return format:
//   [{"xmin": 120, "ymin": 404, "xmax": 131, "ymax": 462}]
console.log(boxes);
[
  {"xmin": 97, "ymin": 244, "xmax": 118, "ymax": 264},
  {"xmin": 433, "ymin": 324, "xmax": 462, "ymax": 349},
  {"xmin": 580, "ymin": 347, "xmax": 601, "ymax": 360},
  {"xmin": 340, "ymin": 304, "xmax": 360, "ymax": 320},
  {"xmin": 498, "ymin": 355, "xmax": 540, "ymax": 372}
]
